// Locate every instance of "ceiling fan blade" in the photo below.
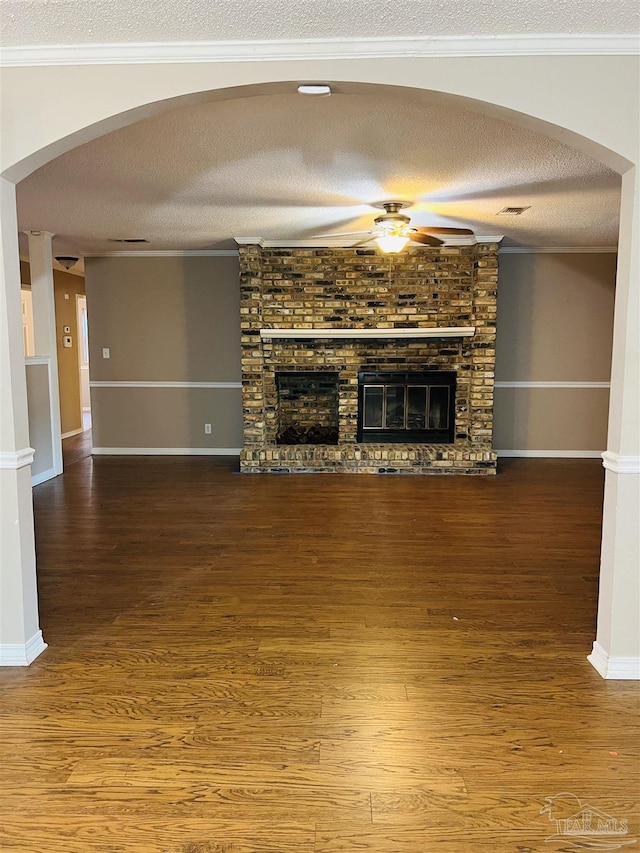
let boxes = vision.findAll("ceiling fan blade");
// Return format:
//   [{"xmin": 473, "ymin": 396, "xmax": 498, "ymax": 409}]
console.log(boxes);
[
  {"xmin": 417, "ymin": 227, "xmax": 474, "ymax": 235},
  {"xmin": 410, "ymin": 232, "xmax": 443, "ymax": 247},
  {"xmin": 350, "ymin": 236, "xmax": 375, "ymax": 247}
]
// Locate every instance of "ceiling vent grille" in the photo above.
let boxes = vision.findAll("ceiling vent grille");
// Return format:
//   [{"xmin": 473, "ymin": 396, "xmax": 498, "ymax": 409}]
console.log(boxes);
[
  {"xmin": 110, "ymin": 238, "xmax": 149, "ymax": 243},
  {"xmin": 497, "ymin": 207, "xmax": 531, "ymax": 215}
]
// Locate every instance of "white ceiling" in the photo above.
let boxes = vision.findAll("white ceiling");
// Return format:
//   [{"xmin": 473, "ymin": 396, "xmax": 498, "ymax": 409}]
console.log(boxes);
[
  {"xmin": 7, "ymin": 1, "xmax": 632, "ymax": 258},
  {"xmin": 1, "ymin": 0, "xmax": 638, "ymax": 46},
  {"xmin": 16, "ymin": 84, "xmax": 621, "ymax": 256}
]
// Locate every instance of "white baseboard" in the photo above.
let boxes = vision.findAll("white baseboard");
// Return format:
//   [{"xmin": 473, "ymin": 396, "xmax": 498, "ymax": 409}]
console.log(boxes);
[
  {"xmin": 91, "ymin": 447, "xmax": 242, "ymax": 456},
  {"xmin": 496, "ymin": 450, "xmax": 604, "ymax": 458},
  {"xmin": 494, "ymin": 381, "xmax": 610, "ymax": 388},
  {"xmin": 31, "ymin": 466, "xmax": 59, "ymax": 486},
  {"xmin": 588, "ymin": 641, "xmax": 640, "ymax": 680},
  {"xmin": 0, "ymin": 630, "xmax": 48, "ymax": 666},
  {"xmin": 62, "ymin": 428, "xmax": 83, "ymax": 439}
]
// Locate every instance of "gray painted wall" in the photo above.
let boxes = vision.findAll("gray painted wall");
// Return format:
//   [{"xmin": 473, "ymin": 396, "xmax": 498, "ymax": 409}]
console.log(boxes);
[
  {"xmin": 495, "ymin": 252, "xmax": 615, "ymax": 452},
  {"xmin": 25, "ymin": 362, "xmax": 53, "ymax": 476},
  {"xmin": 85, "ymin": 251, "xmax": 616, "ymax": 454},
  {"xmin": 86, "ymin": 255, "xmax": 242, "ymax": 451}
]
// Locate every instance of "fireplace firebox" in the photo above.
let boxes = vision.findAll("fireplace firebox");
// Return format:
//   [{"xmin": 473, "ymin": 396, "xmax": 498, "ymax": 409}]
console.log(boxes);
[
  {"xmin": 357, "ymin": 371, "xmax": 456, "ymax": 443},
  {"xmin": 276, "ymin": 371, "xmax": 340, "ymax": 445}
]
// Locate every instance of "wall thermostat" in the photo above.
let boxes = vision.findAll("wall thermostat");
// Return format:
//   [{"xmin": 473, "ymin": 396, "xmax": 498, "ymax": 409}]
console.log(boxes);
[{"xmin": 62, "ymin": 335, "xmax": 73, "ymax": 348}]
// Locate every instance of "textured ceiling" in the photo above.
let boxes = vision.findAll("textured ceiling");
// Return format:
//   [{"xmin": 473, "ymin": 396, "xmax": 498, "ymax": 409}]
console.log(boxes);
[
  {"xmin": 1, "ymin": 0, "xmax": 638, "ymax": 46},
  {"xmin": 16, "ymin": 85, "xmax": 621, "ymax": 255}
]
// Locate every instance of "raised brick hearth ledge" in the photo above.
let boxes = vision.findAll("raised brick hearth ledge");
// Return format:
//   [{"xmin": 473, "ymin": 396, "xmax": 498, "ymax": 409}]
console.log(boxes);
[{"xmin": 240, "ymin": 442, "xmax": 497, "ymax": 475}]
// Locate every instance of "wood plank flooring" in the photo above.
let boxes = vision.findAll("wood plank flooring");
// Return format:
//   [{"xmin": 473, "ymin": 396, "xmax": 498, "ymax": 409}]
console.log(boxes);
[{"xmin": 1, "ymin": 449, "xmax": 638, "ymax": 852}]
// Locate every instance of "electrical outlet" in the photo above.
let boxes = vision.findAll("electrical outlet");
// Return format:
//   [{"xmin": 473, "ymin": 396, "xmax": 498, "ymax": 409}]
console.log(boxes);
[
  {"xmin": 204, "ymin": 423, "xmax": 212, "ymax": 434},
  {"xmin": 102, "ymin": 347, "xmax": 110, "ymax": 359}
]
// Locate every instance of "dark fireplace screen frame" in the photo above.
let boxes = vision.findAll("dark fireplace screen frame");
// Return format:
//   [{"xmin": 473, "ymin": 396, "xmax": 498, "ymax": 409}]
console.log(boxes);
[{"xmin": 357, "ymin": 371, "xmax": 456, "ymax": 444}]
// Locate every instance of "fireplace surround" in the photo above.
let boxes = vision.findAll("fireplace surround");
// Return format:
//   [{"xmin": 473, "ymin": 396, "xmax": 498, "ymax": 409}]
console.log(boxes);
[{"xmin": 238, "ymin": 243, "xmax": 498, "ymax": 474}]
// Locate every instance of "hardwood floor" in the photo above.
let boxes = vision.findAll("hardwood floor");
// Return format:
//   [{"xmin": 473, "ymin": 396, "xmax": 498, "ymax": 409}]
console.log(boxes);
[
  {"xmin": 60, "ymin": 427, "xmax": 93, "ymax": 467},
  {"xmin": 1, "ymin": 453, "xmax": 638, "ymax": 852}
]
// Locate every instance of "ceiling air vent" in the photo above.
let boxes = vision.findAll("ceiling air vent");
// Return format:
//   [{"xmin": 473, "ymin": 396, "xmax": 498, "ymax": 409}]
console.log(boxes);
[
  {"xmin": 497, "ymin": 207, "xmax": 531, "ymax": 215},
  {"xmin": 110, "ymin": 238, "xmax": 149, "ymax": 243}
]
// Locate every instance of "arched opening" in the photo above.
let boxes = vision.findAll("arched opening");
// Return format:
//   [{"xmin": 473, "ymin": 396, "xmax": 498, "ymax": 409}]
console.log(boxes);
[{"xmin": 1, "ymin": 67, "xmax": 637, "ymax": 684}]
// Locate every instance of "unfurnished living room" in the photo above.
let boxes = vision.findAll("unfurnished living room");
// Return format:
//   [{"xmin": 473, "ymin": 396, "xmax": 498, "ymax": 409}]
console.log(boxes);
[{"xmin": 0, "ymin": 2, "xmax": 639, "ymax": 851}]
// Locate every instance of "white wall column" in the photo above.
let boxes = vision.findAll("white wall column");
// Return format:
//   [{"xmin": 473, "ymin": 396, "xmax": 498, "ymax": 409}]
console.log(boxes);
[
  {"xmin": 0, "ymin": 178, "xmax": 47, "ymax": 665},
  {"xmin": 27, "ymin": 229, "xmax": 62, "ymax": 477},
  {"xmin": 589, "ymin": 165, "xmax": 640, "ymax": 680}
]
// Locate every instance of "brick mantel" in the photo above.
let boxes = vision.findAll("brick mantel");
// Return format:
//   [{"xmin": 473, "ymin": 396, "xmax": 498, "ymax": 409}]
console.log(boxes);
[{"xmin": 238, "ymin": 244, "xmax": 499, "ymax": 474}]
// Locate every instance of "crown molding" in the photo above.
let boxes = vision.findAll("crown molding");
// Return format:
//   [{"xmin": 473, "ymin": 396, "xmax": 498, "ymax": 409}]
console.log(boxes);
[
  {"xmin": 235, "ymin": 236, "xmax": 503, "ymax": 248},
  {"xmin": 1, "ymin": 34, "xmax": 638, "ymax": 67},
  {"xmin": 500, "ymin": 246, "xmax": 618, "ymax": 253},
  {"xmin": 84, "ymin": 250, "xmax": 238, "ymax": 257}
]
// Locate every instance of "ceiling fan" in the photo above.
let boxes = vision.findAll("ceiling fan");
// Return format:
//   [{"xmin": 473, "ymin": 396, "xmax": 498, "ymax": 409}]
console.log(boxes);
[{"xmin": 313, "ymin": 201, "xmax": 474, "ymax": 253}]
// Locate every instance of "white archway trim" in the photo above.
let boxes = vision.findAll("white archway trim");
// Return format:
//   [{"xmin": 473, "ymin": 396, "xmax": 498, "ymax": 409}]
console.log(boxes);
[
  {"xmin": 1, "ymin": 34, "xmax": 638, "ymax": 67},
  {"xmin": 588, "ymin": 641, "xmax": 640, "ymax": 680},
  {"xmin": 0, "ymin": 630, "xmax": 47, "ymax": 666}
]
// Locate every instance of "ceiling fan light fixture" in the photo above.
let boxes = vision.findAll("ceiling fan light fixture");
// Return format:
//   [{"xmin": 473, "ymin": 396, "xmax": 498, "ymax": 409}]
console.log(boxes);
[
  {"xmin": 55, "ymin": 256, "xmax": 80, "ymax": 270},
  {"xmin": 375, "ymin": 233, "xmax": 410, "ymax": 253}
]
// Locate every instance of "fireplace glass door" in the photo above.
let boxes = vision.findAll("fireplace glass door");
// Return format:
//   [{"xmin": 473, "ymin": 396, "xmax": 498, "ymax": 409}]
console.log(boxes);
[{"xmin": 358, "ymin": 371, "xmax": 456, "ymax": 443}]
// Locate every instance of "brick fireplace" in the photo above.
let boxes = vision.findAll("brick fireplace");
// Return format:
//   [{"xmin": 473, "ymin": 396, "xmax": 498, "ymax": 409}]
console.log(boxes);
[{"xmin": 238, "ymin": 244, "xmax": 498, "ymax": 474}]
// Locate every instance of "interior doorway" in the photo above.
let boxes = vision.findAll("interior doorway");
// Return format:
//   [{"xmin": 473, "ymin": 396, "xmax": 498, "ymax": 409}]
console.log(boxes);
[
  {"xmin": 76, "ymin": 294, "xmax": 91, "ymax": 431},
  {"xmin": 21, "ymin": 287, "xmax": 35, "ymax": 357}
]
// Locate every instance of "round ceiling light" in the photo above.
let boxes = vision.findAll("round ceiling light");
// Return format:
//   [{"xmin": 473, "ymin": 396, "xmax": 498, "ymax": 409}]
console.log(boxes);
[{"xmin": 297, "ymin": 84, "xmax": 331, "ymax": 96}]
